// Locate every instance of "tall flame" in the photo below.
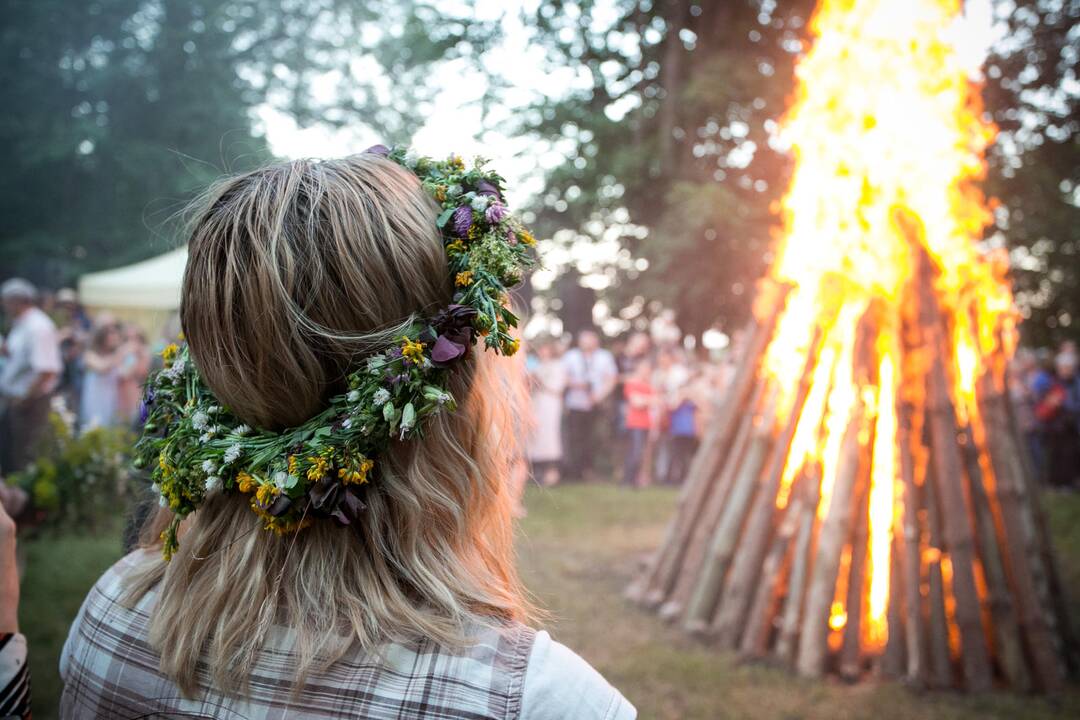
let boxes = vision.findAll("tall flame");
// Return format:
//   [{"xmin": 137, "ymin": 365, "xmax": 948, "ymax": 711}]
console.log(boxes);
[{"xmin": 759, "ymin": 0, "xmax": 1012, "ymax": 654}]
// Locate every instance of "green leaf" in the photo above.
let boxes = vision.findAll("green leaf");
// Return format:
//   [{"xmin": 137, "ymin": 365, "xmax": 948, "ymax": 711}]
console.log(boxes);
[{"xmin": 436, "ymin": 207, "xmax": 455, "ymax": 228}]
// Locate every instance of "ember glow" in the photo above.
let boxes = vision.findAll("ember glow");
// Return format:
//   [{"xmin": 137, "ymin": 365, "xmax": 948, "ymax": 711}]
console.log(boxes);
[{"xmin": 760, "ymin": 0, "xmax": 1011, "ymax": 655}]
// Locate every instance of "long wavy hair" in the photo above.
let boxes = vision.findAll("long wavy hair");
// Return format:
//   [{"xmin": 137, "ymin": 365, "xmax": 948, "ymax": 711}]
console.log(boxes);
[{"xmin": 123, "ymin": 153, "xmax": 533, "ymax": 696}]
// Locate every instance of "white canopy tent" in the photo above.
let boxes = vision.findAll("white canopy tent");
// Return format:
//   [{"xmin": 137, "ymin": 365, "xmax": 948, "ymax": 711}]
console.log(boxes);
[{"xmin": 78, "ymin": 246, "xmax": 186, "ymax": 339}]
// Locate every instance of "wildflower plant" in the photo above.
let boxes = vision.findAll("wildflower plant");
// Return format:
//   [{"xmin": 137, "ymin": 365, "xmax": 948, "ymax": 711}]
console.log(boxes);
[{"xmin": 134, "ymin": 147, "xmax": 535, "ymax": 559}]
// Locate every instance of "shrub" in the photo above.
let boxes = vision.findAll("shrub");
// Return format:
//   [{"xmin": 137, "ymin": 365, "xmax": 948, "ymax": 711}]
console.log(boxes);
[{"xmin": 13, "ymin": 412, "xmax": 137, "ymax": 530}]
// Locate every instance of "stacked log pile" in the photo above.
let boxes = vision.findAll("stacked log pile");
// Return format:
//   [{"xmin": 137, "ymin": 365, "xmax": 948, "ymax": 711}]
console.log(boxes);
[{"xmin": 626, "ymin": 267, "xmax": 1075, "ymax": 692}]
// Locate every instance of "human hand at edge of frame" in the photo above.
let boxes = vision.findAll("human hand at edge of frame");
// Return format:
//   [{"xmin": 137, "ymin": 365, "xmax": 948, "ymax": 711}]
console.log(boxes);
[{"xmin": 0, "ymin": 499, "xmax": 18, "ymax": 633}]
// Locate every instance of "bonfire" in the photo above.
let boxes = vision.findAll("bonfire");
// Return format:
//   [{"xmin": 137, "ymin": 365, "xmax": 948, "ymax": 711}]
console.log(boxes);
[{"xmin": 629, "ymin": 0, "xmax": 1073, "ymax": 692}]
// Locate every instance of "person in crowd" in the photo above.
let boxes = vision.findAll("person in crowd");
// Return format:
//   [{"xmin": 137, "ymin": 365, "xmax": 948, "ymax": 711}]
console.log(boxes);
[
  {"xmin": 0, "ymin": 278, "xmax": 62, "ymax": 475},
  {"xmin": 665, "ymin": 367, "xmax": 702, "ymax": 486},
  {"xmin": 0, "ymin": 497, "xmax": 29, "ymax": 718},
  {"xmin": 613, "ymin": 331, "xmax": 652, "ymax": 454},
  {"xmin": 116, "ymin": 325, "xmax": 151, "ymax": 426},
  {"xmin": 1033, "ymin": 348, "xmax": 1080, "ymax": 489},
  {"xmin": 54, "ymin": 288, "xmax": 92, "ymax": 418},
  {"xmin": 561, "ymin": 329, "xmax": 618, "ymax": 483},
  {"xmin": 79, "ymin": 322, "xmax": 125, "ymax": 430},
  {"xmin": 652, "ymin": 349, "xmax": 691, "ymax": 485},
  {"xmin": 621, "ymin": 358, "xmax": 655, "ymax": 488},
  {"xmin": 527, "ymin": 337, "xmax": 567, "ymax": 487},
  {"xmin": 60, "ymin": 152, "xmax": 634, "ymax": 718}
]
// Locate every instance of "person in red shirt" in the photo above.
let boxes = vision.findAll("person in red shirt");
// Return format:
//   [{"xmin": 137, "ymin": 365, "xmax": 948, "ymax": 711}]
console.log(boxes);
[{"xmin": 622, "ymin": 359, "xmax": 655, "ymax": 488}]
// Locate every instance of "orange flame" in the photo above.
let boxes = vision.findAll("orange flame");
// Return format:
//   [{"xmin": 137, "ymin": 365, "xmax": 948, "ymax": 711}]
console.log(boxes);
[{"xmin": 757, "ymin": 0, "xmax": 1012, "ymax": 655}]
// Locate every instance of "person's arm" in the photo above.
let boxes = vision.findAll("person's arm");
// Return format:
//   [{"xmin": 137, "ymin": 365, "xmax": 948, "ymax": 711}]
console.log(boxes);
[{"xmin": 0, "ymin": 500, "xmax": 30, "ymax": 718}]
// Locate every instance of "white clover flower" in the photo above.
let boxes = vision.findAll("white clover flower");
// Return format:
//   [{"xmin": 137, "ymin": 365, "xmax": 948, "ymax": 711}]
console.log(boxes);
[
  {"xmin": 199, "ymin": 432, "xmax": 213, "ymax": 444},
  {"xmin": 202, "ymin": 460, "xmax": 217, "ymax": 475},
  {"xmin": 208, "ymin": 405, "xmax": 221, "ymax": 414},
  {"xmin": 272, "ymin": 470, "xmax": 289, "ymax": 489},
  {"xmin": 191, "ymin": 411, "xmax": 210, "ymax": 431},
  {"xmin": 448, "ymin": 183, "xmax": 463, "ymax": 197},
  {"xmin": 404, "ymin": 149, "xmax": 420, "ymax": 167},
  {"xmin": 204, "ymin": 476, "xmax": 222, "ymax": 493},
  {"xmin": 342, "ymin": 418, "xmax": 353, "ymax": 429},
  {"xmin": 234, "ymin": 424, "xmax": 251, "ymax": 436},
  {"xmin": 372, "ymin": 388, "xmax": 391, "ymax": 407},
  {"xmin": 347, "ymin": 390, "xmax": 361, "ymax": 403},
  {"xmin": 470, "ymin": 193, "xmax": 491, "ymax": 211},
  {"xmin": 224, "ymin": 444, "xmax": 242, "ymax": 464}
]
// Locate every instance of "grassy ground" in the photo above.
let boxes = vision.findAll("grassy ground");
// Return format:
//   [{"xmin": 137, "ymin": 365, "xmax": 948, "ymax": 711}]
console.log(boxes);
[{"xmin": 20, "ymin": 484, "xmax": 1080, "ymax": 719}]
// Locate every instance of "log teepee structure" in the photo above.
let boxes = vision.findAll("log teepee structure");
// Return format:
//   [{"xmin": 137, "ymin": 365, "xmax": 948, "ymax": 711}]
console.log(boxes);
[{"xmin": 627, "ymin": 0, "xmax": 1075, "ymax": 693}]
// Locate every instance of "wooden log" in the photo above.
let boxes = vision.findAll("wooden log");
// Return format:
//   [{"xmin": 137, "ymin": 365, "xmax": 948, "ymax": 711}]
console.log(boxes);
[
  {"xmin": 775, "ymin": 465, "xmax": 821, "ymax": 666},
  {"xmin": 839, "ymin": 472, "xmax": 871, "ymax": 681},
  {"xmin": 881, "ymin": 534, "xmax": 907, "ymax": 678},
  {"xmin": 632, "ymin": 286, "xmax": 786, "ymax": 607},
  {"xmin": 924, "ymin": 468, "xmax": 954, "ymax": 689},
  {"xmin": 740, "ymin": 481, "xmax": 806, "ymax": 658},
  {"xmin": 922, "ymin": 314, "xmax": 992, "ymax": 690},
  {"xmin": 712, "ymin": 331, "xmax": 823, "ymax": 647},
  {"xmin": 959, "ymin": 418, "xmax": 1030, "ymax": 691},
  {"xmin": 897, "ymin": 405, "xmax": 927, "ymax": 686},
  {"xmin": 795, "ymin": 401, "xmax": 865, "ymax": 678},
  {"xmin": 683, "ymin": 389, "xmax": 778, "ymax": 634},
  {"xmin": 659, "ymin": 387, "xmax": 763, "ymax": 621},
  {"xmin": 979, "ymin": 383, "xmax": 1066, "ymax": 691}
]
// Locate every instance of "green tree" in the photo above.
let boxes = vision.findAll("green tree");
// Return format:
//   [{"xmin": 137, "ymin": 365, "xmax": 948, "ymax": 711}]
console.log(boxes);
[
  {"xmin": 512, "ymin": 0, "xmax": 816, "ymax": 339},
  {"xmin": 0, "ymin": 0, "xmax": 498, "ymax": 287},
  {"xmin": 984, "ymin": 0, "xmax": 1079, "ymax": 347}
]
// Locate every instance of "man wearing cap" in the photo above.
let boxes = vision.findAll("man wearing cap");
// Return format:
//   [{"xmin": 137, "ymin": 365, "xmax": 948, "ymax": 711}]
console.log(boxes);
[{"xmin": 0, "ymin": 278, "xmax": 62, "ymax": 473}]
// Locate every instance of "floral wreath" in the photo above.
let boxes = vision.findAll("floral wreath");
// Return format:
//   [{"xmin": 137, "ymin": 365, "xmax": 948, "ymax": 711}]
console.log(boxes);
[{"xmin": 134, "ymin": 146, "xmax": 536, "ymax": 559}]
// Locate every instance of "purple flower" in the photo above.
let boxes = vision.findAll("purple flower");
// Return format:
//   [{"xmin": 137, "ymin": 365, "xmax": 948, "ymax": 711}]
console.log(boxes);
[
  {"xmin": 430, "ymin": 304, "xmax": 478, "ymax": 366},
  {"xmin": 432, "ymin": 335, "xmax": 467, "ymax": 364},
  {"xmin": 364, "ymin": 144, "xmax": 391, "ymax": 157},
  {"xmin": 451, "ymin": 206, "xmax": 473, "ymax": 237},
  {"xmin": 507, "ymin": 229, "xmax": 519, "ymax": 246},
  {"xmin": 475, "ymin": 179, "xmax": 502, "ymax": 199},
  {"xmin": 485, "ymin": 202, "xmax": 508, "ymax": 223}
]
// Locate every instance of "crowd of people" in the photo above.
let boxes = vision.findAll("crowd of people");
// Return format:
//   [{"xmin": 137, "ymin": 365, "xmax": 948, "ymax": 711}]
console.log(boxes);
[
  {"xmin": 523, "ymin": 328, "xmax": 737, "ymax": 490},
  {"xmin": 1011, "ymin": 340, "xmax": 1080, "ymax": 490},
  {"xmin": 0, "ymin": 278, "xmax": 157, "ymax": 476}
]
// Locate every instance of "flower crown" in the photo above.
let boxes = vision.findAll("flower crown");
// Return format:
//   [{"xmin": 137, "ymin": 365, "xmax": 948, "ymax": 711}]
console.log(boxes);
[{"xmin": 134, "ymin": 147, "xmax": 536, "ymax": 559}]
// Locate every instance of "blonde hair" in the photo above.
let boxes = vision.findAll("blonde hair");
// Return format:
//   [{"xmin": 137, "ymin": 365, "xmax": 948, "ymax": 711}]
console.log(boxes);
[{"xmin": 124, "ymin": 154, "xmax": 533, "ymax": 695}]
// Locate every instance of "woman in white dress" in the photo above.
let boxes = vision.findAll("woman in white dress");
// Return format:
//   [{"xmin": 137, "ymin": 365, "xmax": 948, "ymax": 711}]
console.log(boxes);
[
  {"xmin": 79, "ymin": 323, "xmax": 123, "ymax": 430},
  {"xmin": 527, "ymin": 338, "xmax": 567, "ymax": 486}
]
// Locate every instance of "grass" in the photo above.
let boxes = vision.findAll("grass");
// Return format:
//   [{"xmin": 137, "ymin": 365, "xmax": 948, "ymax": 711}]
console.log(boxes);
[{"xmin": 20, "ymin": 483, "xmax": 1080, "ymax": 719}]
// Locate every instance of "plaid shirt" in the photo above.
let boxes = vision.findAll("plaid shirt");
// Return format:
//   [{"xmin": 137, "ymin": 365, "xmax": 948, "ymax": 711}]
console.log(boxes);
[{"xmin": 60, "ymin": 552, "xmax": 536, "ymax": 719}]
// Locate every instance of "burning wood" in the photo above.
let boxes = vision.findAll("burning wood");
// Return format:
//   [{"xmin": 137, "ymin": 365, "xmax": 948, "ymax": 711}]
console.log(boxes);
[{"xmin": 627, "ymin": 0, "xmax": 1073, "ymax": 692}]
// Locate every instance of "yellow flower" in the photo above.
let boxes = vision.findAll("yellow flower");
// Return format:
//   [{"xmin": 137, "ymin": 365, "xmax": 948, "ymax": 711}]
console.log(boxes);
[
  {"xmin": 467, "ymin": 225, "xmax": 481, "ymax": 240},
  {"xmin": 446, "ymin": 239, "xmax": 466, "ymax": 255},
  {"xmin": 448, "ymin": 154, "xmax": 465, "ymax": 170},
  {"xmin": 255, "ymin": 483, "xmax": 279, "ymax": 507},
  {"xmin": 434, "ymin": 185, "xmax": 447, "ymax": 202},
  {"xmin": 237, "ymin": 471, "xmax": 257, "ymax": 493},
  {"xmin": 287, "ymin": 455, "xmax": 298, "ymax": 475},
  {"xmin": 161, "ymin": 343, "xmax": 179, "ymax": 362},
  {"xmin": 306, "ymin": 455, "xmax": 330, "ymax": 481},
  {"xmin": 401, "ymin": 338, "xmax": 426, "ymax": 364},
  {"xmin": 518, "ymin": 230, "xmax": 536, "ymax": 247},
  {"xmin": 339, "ymin": 458, "xmax": 375, "ymax": 486},
  {"xmin": 506, "ymin": 337, "xmax": 521, "ymax": 356},
  {"xmin": 455, "ymin": 271, "xmax": 474, "ymax": 287}
]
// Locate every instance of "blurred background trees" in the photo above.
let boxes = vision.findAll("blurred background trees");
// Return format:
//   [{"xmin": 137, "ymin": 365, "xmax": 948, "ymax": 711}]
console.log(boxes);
[
  {"xmin": 983, "ymin": 0, "xmax": 1079, "ymax": 346},
  {"xmin": 0, "ymin": 0, "xmax": 1076, "ymax": 344}
]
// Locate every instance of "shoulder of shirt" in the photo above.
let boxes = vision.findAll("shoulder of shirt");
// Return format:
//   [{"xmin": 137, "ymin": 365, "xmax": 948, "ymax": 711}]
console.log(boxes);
[
  {"xmin": 520, "ymin": 631, "xmax": 636, "ymax": 720},
  {"xmin": 91, "ymin": 548, "xmax": 159, "ymax": 602}
]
